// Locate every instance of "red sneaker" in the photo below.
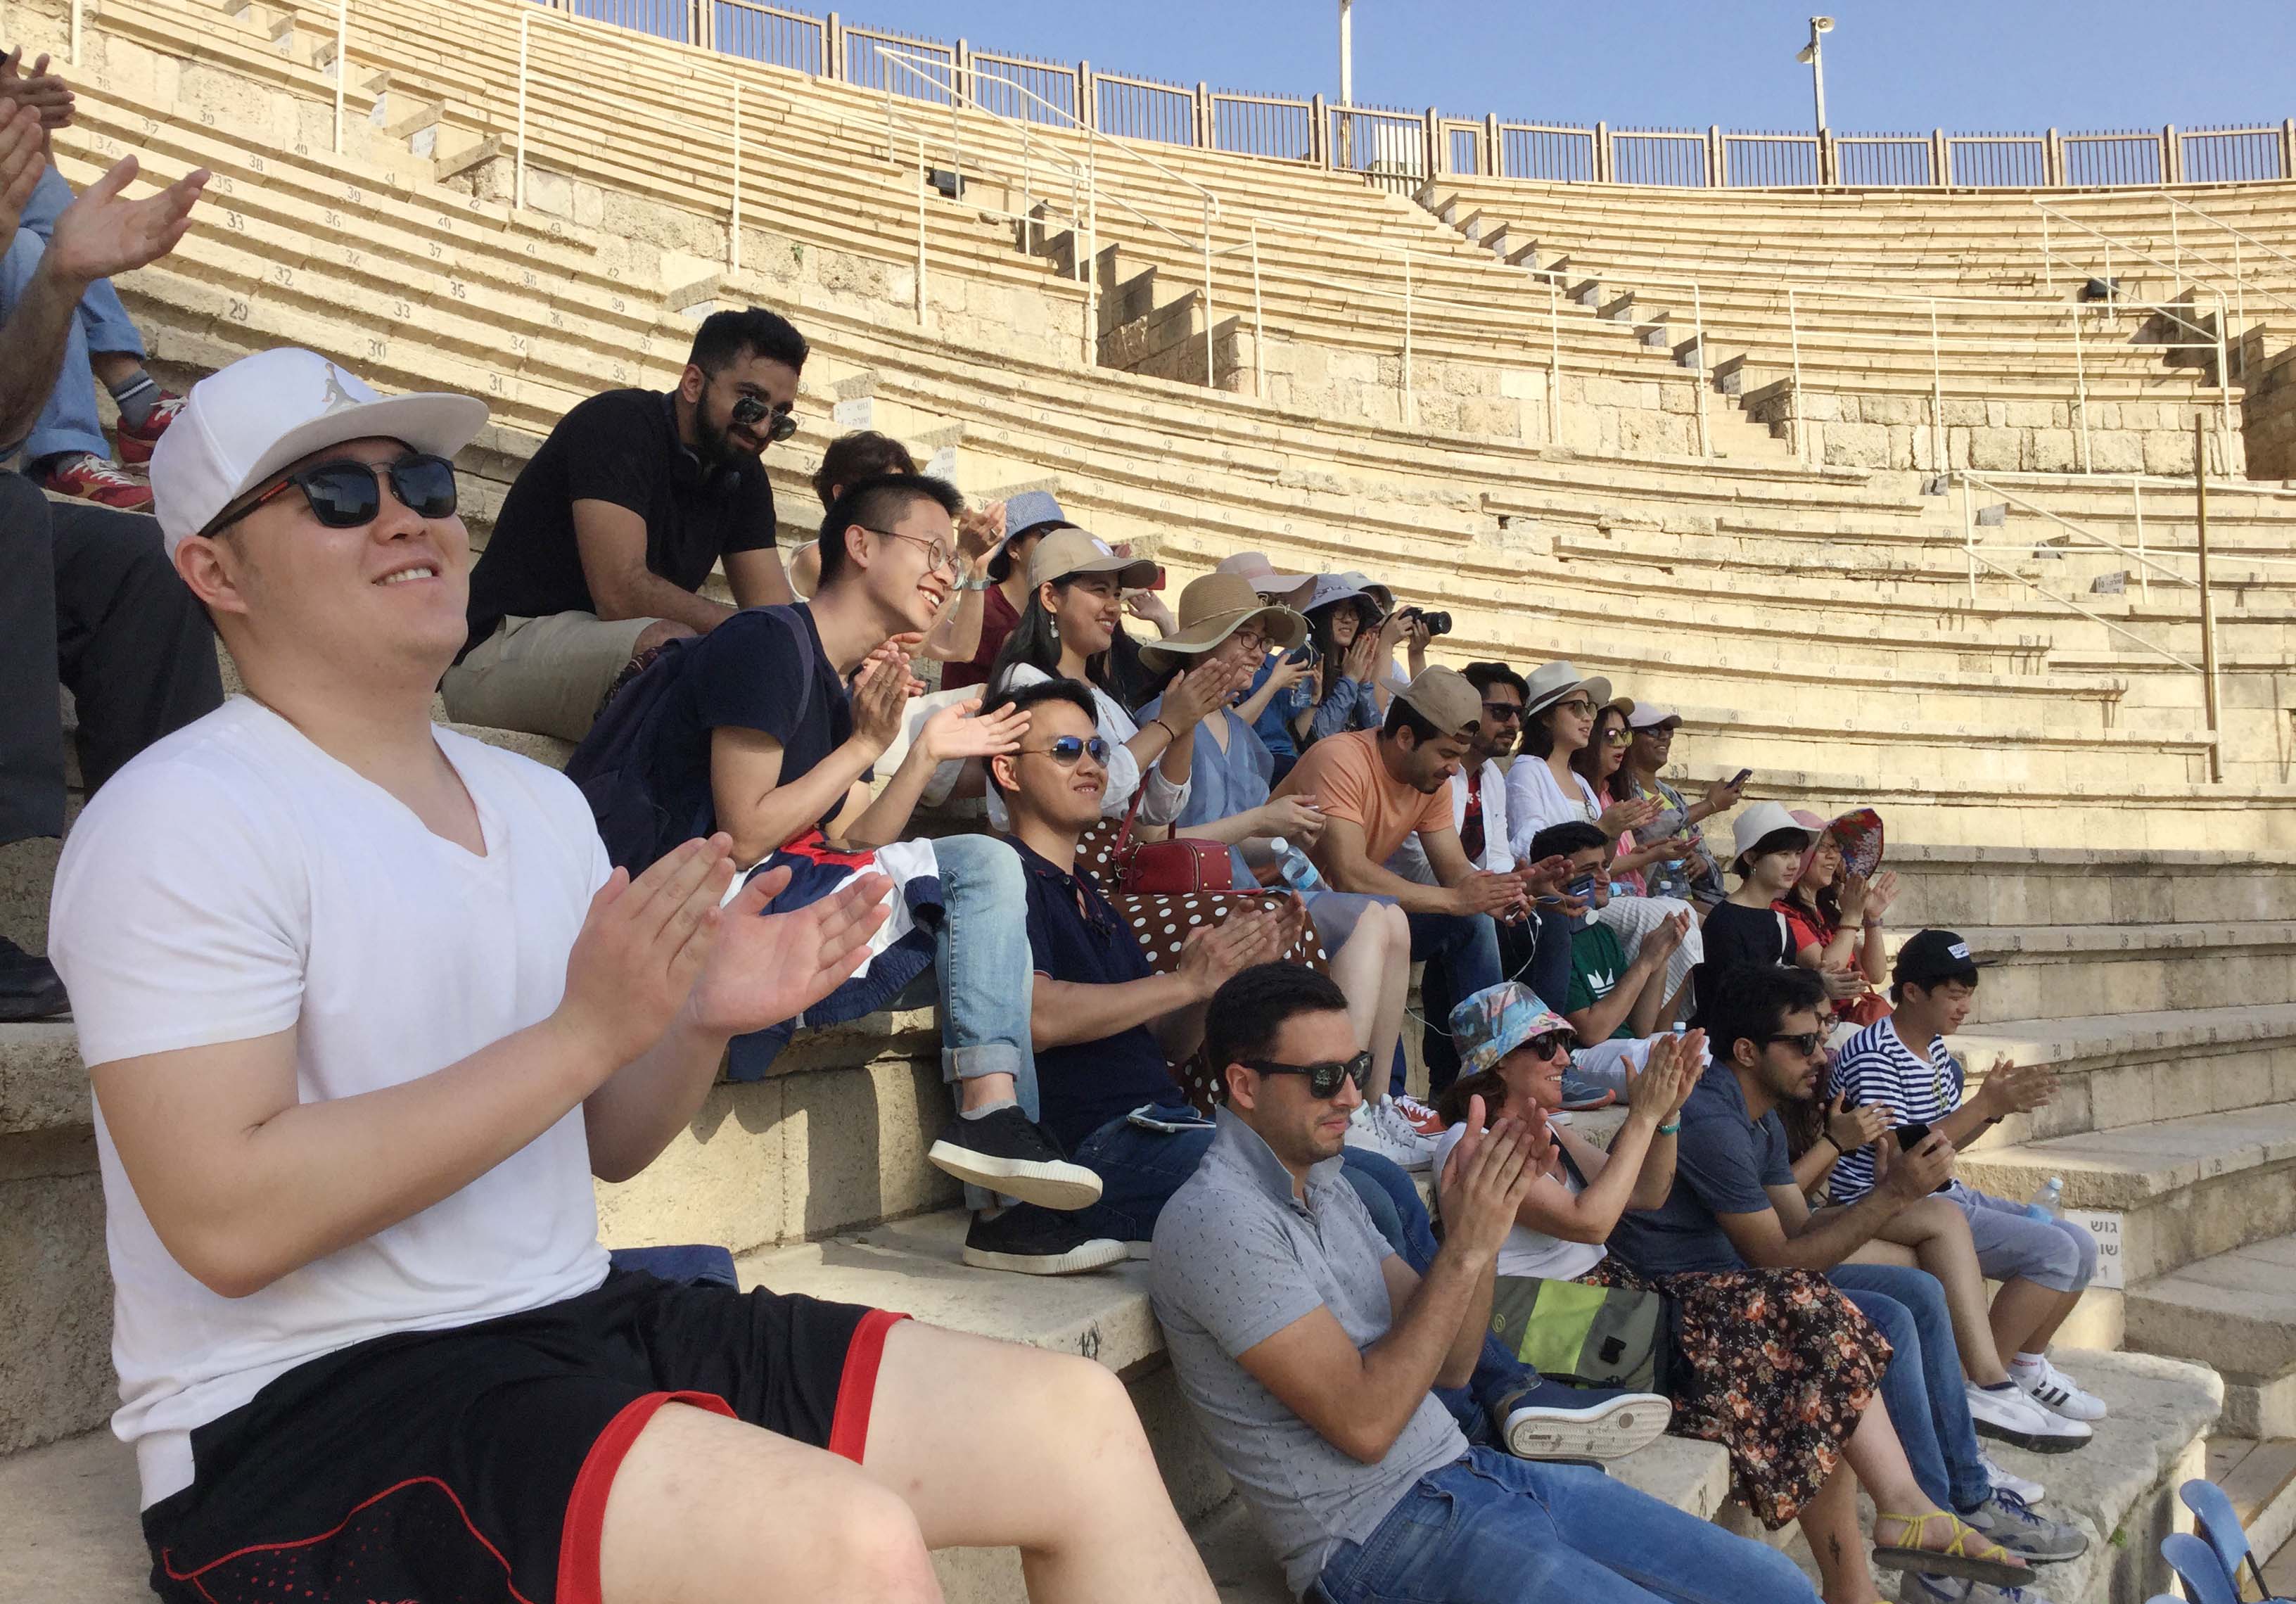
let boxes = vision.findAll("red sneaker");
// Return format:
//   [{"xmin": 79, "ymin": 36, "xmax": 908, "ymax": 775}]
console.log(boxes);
[
  {"xmin": 40, "ymin": 454, "xmax": 154, "ymax": 511},
  {"xmin": 113, "ymin": 393, "xmax": 184, "ymax": 464},
  {"xmin": 1390, "ymin": 1093, "xmax": 1446, "ymax": 1135}
]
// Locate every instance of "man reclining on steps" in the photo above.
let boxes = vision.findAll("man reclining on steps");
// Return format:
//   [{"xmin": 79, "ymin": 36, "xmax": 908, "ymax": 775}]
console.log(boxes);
[
  {"xmin": 1, "ymin": 101, "xmax": 218, "ymax": 1021},
  {"xmin": 1826, "ymin": 929, "xmax": 2107, "ymax": 1427},
  {"xmin": 50, "ymin": 349, "xmax": 1220, "ymax": 1604},
  {"xmin": 566, "ymin": 471, "xmax": 1124, "ymax": 1274},
  {"xmin": 1149, "ymin": 960, "xmax": 1822, "ymax": 1604},
  {"xmin": 442, "ymin": 306, "xmax": 803, "ymax": 744}
]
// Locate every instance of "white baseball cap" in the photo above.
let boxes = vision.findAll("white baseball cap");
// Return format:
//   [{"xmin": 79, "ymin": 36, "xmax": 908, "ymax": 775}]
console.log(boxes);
[{"xmin": 150, "ymin": 348, "xmax": 490, "ymax": 556}]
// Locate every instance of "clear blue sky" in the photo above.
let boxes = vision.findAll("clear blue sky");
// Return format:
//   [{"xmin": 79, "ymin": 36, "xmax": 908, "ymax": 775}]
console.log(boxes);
[{"xmin": 830, "ymin": 1, "xmax": 2294, "ymax": 136}]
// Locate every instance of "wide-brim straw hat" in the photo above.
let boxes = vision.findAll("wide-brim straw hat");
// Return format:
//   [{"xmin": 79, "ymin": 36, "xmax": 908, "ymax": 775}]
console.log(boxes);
[
  {"xmin": 1139, "ymin": 572, "xmax": 1309, "ymax": 670},
  {"xmin": 1520, "ymin": 660, "xmax": 1614, "ymax": 719}
]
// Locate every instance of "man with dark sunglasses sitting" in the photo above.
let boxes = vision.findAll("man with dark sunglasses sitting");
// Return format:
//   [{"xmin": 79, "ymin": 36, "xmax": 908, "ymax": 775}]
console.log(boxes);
[
  {"xmin": 51, "ymin": 349, "xmax": 1225, "ymax": 1603},
  {"xmin": 444, "ymin": 307, "xmax": 806, "ymax": 744},
  {"xmin": 983, "ymin": 677, "xmax": 1325, "ymax": 1261},
  {"xmin": 1150, "ymin": 962, "xmax": 1819, "ymax": 1604},
  {"xmin": 1609, "ymin": 965, "xmax": 2089, "ymax": 1589}
]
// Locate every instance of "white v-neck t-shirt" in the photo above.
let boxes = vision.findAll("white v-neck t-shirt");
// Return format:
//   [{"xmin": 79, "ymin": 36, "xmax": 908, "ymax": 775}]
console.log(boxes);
[{"xmin": 48, "ymin": 698, "xmax": 614, "ymax": 1506}]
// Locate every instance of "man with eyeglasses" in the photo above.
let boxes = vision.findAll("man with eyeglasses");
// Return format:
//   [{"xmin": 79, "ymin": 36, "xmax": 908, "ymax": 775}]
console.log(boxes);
[
  {"xmin": 51, "ymin": 352, "xmax": 1224, "ymax": 1603},
  {"xmin": 1608, "ymin": 966, "xmax": 2090, "ymax": 1591},
  {"xmin": 444, "ymin": 307, "xmax": 806, "ymax": 744},
  {"xmin": 571, "ymin": 471, "xmax": 1128, "ymax": 1275},
  {"xmin": 1149, "ymin": 962, "xmax": 1822, "ymax": 1604}
]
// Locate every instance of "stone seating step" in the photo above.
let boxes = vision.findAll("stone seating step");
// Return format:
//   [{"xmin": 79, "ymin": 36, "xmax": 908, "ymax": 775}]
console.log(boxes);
[
  {"xmin": 1935, "ymin": 921, "xmax": 2296, "ymax": 1022},
  {"xmin": 2204, "ymin": 1434, "xmax": 2296, "ymax": 1579},
  {"xmin": 2128, "ymin": 1234, "xmax": 2296, "ymax": 1439},
  {"xmin": 1892, "ymin": 845, "xmax": 2296, "ymax": 927},
  {"xmin": 1953, "ymin": 1100, "xmax": 2296, "ymax": 1289}
]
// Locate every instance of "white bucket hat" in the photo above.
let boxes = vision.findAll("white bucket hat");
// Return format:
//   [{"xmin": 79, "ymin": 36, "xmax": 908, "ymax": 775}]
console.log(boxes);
[{"xmin": 150, "ymin": 348, "xmax": 488, "ymax": 556}]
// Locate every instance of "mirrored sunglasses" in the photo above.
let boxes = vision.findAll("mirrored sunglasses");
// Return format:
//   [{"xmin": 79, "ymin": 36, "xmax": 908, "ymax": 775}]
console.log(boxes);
[
  {"xmin": 729, "ymin": 393, "xmax": 798, "ymax": 443},
  {"xmin": 1019, "ymin": 735, "xmax": 1113, "ymax": 767},
  {"xmin": 207, "ymin": 452, "xmax": 459, "ymax": 535}
]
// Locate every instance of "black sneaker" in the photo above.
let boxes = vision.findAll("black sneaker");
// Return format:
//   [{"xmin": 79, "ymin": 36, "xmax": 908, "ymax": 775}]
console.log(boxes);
[
  {"xmin": 0, "ymin": 937, "xmax": 69, "ymax": 1024},
  {"xmin": 929, "ymin": 1107, "xmax": 1104, "ymax": 1211},
  {"xmin": 961, "ymin": 1205, "xmax": 1129, "ymax": 1276}
]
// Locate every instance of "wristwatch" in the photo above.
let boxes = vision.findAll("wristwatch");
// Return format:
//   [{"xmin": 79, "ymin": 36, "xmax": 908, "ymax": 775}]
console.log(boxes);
[{"xmin": 959, "ymin": 577, "xmax": 996, "ymax": 592}]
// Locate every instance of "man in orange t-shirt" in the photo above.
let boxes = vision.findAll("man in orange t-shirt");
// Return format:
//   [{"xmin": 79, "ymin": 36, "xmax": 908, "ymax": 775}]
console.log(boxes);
[{"xmin": 1277, "ymin": 667, "xmax": 1572, "ymax": 1093}]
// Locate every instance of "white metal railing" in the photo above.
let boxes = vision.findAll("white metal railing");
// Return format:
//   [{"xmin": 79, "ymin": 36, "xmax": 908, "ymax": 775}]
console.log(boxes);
[{"xmin": 514, "ymin": 4, "xmax": 753, "ymax": 275}]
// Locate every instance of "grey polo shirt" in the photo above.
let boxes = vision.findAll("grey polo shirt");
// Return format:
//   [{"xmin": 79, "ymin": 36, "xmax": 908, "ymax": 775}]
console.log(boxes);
[{"xmin": 1150, "ymin": 1109, "xmax": 1466, "ymax": 1598}]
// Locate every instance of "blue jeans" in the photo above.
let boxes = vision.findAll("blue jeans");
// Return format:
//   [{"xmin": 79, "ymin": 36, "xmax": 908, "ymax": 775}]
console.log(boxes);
[
  {"xmin": 0, "ymin": 165, "xmax": 146, "ymax": 463},
  {"xmin": 1315, "ymin": 1447, "xmax": 1819, "ymax": 1604},
  {"xmin": 888, "ymin": 833, "xmax": 1042, "ymax": 1211},
  {"xmin": 1832, "ymin": 1263, "xmax": 1991, "ymax": 1514},
  {"xmin": 1410, "ymin": 910, "xmax": 1503, "ymax": 1095}
]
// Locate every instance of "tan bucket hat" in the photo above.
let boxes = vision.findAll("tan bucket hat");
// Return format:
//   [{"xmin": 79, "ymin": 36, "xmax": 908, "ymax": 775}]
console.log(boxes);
[
  {"xmin": 1026, "ymin": 526, "xmax": 1160, "ymax": 591},
  {"xmin": 1139, "ymin": 572, "xmax": 1308, "ymax": 670}
]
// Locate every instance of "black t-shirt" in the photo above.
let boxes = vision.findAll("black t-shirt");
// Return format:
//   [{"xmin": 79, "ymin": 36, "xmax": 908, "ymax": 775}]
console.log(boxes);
[
  {"xmin": 1691, "ymin": 900, "xmax": 1794, "ymax": 1023},
  {"xmin": 1006, "ymin": 835, "xmax": 1185, "ymax": 1151},
  {"xmin": 461, "ymin": 388, "xmax": 777, "ymax": 655},
  {"xmin": 649, "ymin": 604, "xmax": 856, "ymax": 849}
]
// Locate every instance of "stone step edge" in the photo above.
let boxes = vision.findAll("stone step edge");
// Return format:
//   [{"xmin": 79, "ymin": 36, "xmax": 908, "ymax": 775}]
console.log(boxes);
[
  {"xmin": 1951, "ymin": 1002, "xmax": 2296, "ymax": 1069},
  {"xmin": 1954, "ymin": 1100, "xmax": 2296, "ymax": 1208}
]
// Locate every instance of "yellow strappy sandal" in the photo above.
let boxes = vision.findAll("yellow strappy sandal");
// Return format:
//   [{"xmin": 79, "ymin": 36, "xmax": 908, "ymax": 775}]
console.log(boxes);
[{"xmin": 1870, "ymin": 1510, "xmax": 2029, "ymax": 1586}]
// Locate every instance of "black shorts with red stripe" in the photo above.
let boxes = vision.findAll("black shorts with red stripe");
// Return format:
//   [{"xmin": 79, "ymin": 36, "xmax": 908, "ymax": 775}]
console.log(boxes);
[{"xmin": 141, "ymin": 1269, "xmax": 905, "ymax": 1604}]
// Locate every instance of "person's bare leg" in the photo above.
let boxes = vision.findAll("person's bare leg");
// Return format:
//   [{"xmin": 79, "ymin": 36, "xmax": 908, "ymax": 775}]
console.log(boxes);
[
  {"xmin": 1866, "ymin": 1198, "xmax": 2013, "ymax": 1385},
  {"xmin": 1796, "ymin": 1460, "xmax": 1877, "ymax": 1604},
  {"xmin": 861, "ymin": 1321, "xmax": 1216, "ymax": 1603},
  {"xmin": 1843, "ymin": 1390, "xmax": 2028, "ymax": 1580},
  {"xmin": 1990, "ymin": 1278, "xmax": 2079, "ymax": 1366},
  {"xmin": 599, "ymin": 1402, "xmax": 943, "ymax": 1603},
  {"xmin": 1332, "ymin": 903, "xmax": 1408, "ymax": 1102}
]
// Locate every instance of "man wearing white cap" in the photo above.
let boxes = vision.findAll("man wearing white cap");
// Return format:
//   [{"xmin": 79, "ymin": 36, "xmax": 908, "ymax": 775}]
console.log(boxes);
[{"xmin": 47, "ymin": 350, "xmax": 1217, "ymax": 1603}]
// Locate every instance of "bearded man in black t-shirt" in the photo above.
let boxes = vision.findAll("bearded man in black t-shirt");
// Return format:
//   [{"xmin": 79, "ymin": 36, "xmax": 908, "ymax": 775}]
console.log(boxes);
[{"xmin": 442, "ymin": 307, "xmax": 805, "ymax": 742}]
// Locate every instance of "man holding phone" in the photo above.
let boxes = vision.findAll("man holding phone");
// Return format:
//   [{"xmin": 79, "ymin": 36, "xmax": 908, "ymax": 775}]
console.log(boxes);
[
  {"xmin": 442, "ymin": 307, "xmax": 803, "ymax": 742},
  {"xmin": 1609, "ymin": 965, "xmax": 2090, "ymax": 1586}
]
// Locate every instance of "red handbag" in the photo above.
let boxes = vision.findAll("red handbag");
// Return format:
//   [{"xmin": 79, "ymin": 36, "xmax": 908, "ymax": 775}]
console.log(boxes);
[{"xmin": 1112, "ymin": 786, "xmax": 1235, "ymax": 895}]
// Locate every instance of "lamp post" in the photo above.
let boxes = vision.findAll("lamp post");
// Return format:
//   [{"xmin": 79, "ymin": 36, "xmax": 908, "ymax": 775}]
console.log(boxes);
[{"xmin": 1795, "ymin": 15, "xmax": 1835, "ymax": 135}]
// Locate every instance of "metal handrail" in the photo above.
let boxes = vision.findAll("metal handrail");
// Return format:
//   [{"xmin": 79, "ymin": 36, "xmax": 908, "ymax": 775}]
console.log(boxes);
[{"xmin": 1956, "ymin": 469, "xmax": 2196, "ymax": 591}]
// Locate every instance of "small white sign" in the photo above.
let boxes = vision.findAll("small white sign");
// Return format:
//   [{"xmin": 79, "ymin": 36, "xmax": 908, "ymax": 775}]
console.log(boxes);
[
  {"xmin": 926, "ymin": 445, "xmax": 959, "ymax": 483},
  {"xmin": 831, "ymin": 395, "xmax": 874, "ymax": 430},
  {"xmin": 2060, "ymin": 1208, "xmax": 2124, "ymax": 1291}
]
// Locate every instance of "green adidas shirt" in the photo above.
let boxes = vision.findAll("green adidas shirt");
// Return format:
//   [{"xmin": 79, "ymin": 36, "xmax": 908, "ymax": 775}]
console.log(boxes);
[{"xmin": 1566, "ymin": 919, "xmax": 1636, "ymax": 1040}]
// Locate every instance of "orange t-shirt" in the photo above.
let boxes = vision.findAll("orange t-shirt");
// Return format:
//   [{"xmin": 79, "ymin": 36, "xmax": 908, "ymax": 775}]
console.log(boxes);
[{"xmin": 1277, "ymin": 730, "xmax": 1453, "ymax": 865}]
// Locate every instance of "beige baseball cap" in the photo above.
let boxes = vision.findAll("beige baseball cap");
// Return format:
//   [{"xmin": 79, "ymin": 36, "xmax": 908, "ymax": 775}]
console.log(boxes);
[
  {"xmin": 1393, "ymin": 666, "xmax": 1483, "ymax": 737},
  {"xmin": 1026, "ymin": 526, "xmax": 1159, "ymax": 590}
]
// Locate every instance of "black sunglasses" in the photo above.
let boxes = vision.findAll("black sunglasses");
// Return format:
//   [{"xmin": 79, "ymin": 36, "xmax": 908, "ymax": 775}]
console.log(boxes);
[
  {"xmin": 1523, "ymin": 1029, "xmax": 1577, "ymax": 1060},
  {"xmin": 1016, "ymin": 734, "xmax": 1112, "ymax": 767},
  {"xmin": 1764, "ymin": 1030, "xmax": 1827, "ymax": 1058},
  {"xmin": 729, "ymin": 393, "xmax": 798, "ymax": 443},
  {"xmin": 1242, "ymin": 1050, "xmax": 1373, "ymax": 1099},
  {"xmin": 205, "ymin": 452, "xmax": 459, "ymax": 535},
  {"xmin": 1480, "ymin": 701, "xmax": 1524, "ymax": 720}
]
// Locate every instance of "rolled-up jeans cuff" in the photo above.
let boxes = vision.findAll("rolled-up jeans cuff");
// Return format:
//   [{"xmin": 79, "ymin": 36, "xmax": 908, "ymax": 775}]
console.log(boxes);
[{"xmin": 944, "ymin": 1041, "xmax": 1026, "ymax": 1084}]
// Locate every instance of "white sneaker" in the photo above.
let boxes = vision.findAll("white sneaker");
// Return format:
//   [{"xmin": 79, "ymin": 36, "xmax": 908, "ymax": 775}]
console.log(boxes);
[
  {"xmin": 1965, "ymin": 1382, "xmax": 2091, "ymax": 1453},
  {"xmin": 1979, "ymin": 1451, "xmax": 2045, "ymax": 1506},
  {"xmin": 2012, "ymin": 1356, "xmax": 2107, "ymax": 1422},
  {"xmin": 1343, "ymin": 1100, "xmax": 1436, "ymax": 1171}
]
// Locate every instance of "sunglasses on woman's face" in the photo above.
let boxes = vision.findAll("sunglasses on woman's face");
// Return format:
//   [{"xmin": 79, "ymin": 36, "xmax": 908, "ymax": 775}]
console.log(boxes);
[
  {"xmin": 1017, "ymin": 735, "xmax": 1112, "ymax": 767},
  {"xmin": 206, "ymin": 452, "xmax": 459, "ymax": 535},
  {"xmin": 1243, "ymin": 1050, "xmax": 1373, "ymax": 1100},
  {"xmin": 1602, "ymin": 728, "xmax": 1633, "ymax": 746},
  {"xmin": 729, "ymin": 393, "xmax": 798, "ymax": 443},
  {"xmin": 1524, "ymin": 1030, "xmax": 1577, "ymax": 1061}
]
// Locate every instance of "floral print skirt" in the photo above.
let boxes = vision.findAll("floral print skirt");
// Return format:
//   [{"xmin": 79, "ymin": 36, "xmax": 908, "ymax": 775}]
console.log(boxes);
[{"xmin": 1583, "ymin": 1258, "xmax": 1889, "ymax": 1529}]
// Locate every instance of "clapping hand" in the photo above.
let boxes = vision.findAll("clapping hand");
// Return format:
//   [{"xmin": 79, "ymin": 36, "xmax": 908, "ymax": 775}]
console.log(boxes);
[
  {"xmin": 46, "ymin": 154, "xmax": 208, "ymax": 287},
  {"xmin": 0, "ymin": 101, "xmax": 39, "ymax": 247},
  {"xmin": 916, "ymin": 694, "xmax": 1028, "ymax": 765},
  {"xmin": 1817, "ymin": 964, "xmax": 1870, "ymax": 1002},
  {"xmin": 684, "ymin": 866, "xmax": 893, "ymax": 1040},
  {"xmin": 0, "ymin": 47, "xmax": 75, "ymax": 129},
  {"xmin": 1626, "ymin": 1030, "xmax": 1695, "ymax": 1126},
  {"xmin": 849, "ymin": 644, "xmax": 913, "ymax": 752},
  {"xmin": 1977, "ymin": 1057, "xmax": 2058, "ymax": 1119},
  {"xmin": 1439, "ymin": 1100, "xmax": 1545, "ymax": 1260},
  {"xmin": 1178, "ymin": 899, "xmax": 1302, "ymax": 1000}
]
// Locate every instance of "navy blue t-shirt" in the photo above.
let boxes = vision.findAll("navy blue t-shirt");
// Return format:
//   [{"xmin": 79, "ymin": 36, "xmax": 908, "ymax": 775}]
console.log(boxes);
[
  {"xmin": 1006, "ymin": 835, "xmax": 1187, "ymax": 1150},
  {"xmin": 1607, "ymin": 1062, "xmax": 1794, "ymax": 1277},
  {"xmin": 649, "ymin": 604, "xmax": 857, "ymax": 848}
]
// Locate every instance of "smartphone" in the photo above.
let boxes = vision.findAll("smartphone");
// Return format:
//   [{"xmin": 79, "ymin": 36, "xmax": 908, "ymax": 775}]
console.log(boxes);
[
  {"xmin": 1566, "ymin": 874, "xmax": 1600, "ymax": 902},
  {"xmin": 1729, "ymin": 768, "xmax": 1753, "ymax": 789},
  {"xmin": 1143, "ymin": 566, "xmax": 1167, "ymax": 592},
  {"xmin": 1893, "ymin": 1121, "xmax": 1952, "ymax": 1191},
  {"xmin": 1285, "ymin": 642, "xmax": 1320, "ymax": 668}
]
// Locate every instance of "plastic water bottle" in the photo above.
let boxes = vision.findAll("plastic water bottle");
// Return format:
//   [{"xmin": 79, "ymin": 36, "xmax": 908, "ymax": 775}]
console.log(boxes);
[
  {"xmin": 2025, "ymin": 1176, "xmax": 2064, "ymax": 1221},
  {"xmin": 1269, "ymin": 837, "xmax": 1326, "ymax": 893}
]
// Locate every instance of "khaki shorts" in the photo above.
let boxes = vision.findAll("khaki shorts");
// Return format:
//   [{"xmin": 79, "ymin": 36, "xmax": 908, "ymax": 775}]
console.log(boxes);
[{"xmin": 439, "ymin": 611, "xmax": 662, "ymax": 743}]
